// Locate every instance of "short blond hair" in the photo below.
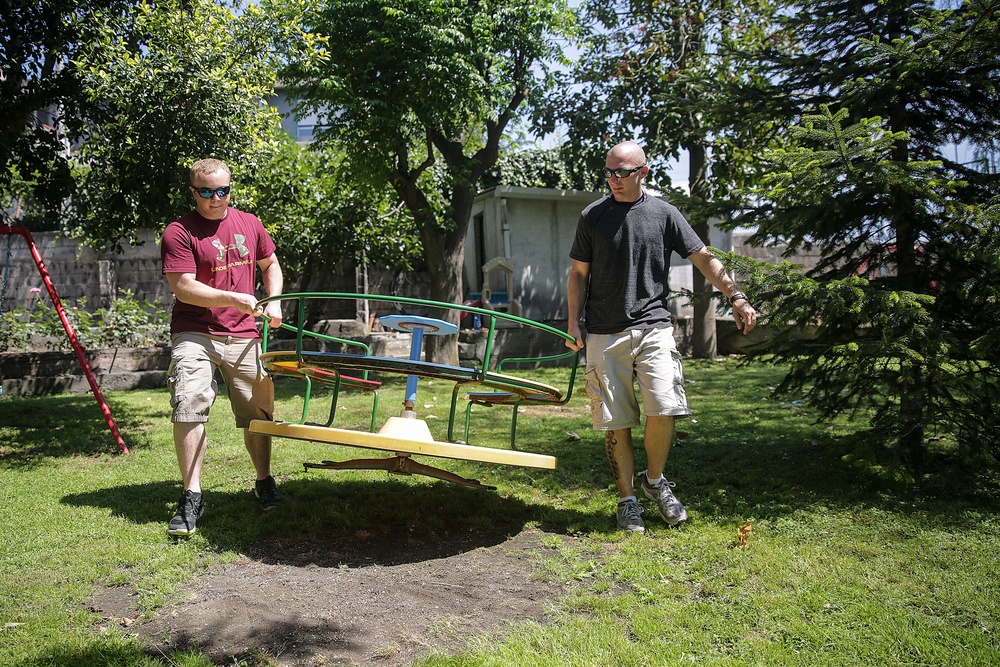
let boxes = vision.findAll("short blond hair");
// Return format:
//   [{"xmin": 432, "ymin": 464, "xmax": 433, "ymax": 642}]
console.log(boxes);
[{"xmin": 189, "ymin": 158, "xmax": 231, "ymax": 184}]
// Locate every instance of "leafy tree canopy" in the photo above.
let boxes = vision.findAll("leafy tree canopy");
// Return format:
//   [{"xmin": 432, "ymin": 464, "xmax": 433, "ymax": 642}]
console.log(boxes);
[
  {"xmin": 481, "ymin": 144, "xmax": 602, "ymax": 192},
  {"xmin": 281, "ymin": 0, "xmax": 574, "ymax": 203},
  {"xmin": 551, "ymin": 0, "xmax": 791, "ymax": 207},
  {"xmin": 253, "ymin": 136, "xmax": 421, "ymax": 277},
  {"xmin": 68, "ymin": 0, "xmax": 322, "ymax": 251},
  {"xmin": 1, "ymin": 0, "xmax": 134, "ymax": 226}
]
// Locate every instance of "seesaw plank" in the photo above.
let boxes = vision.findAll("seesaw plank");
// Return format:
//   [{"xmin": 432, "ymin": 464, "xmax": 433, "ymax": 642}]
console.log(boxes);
[
  {"xmin": 466, "ymin": 391, "xmax": 563, "ymax": 406},
  {"xmin": 249, "ymin": 420, "xmax": 557, "ymax": 469}
]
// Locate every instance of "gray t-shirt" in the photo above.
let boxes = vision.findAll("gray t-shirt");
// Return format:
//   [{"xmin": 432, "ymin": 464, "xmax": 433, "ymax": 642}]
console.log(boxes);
[{"xmin": 569, "ymin": 194, "xmax": 704, "ymax": 334}]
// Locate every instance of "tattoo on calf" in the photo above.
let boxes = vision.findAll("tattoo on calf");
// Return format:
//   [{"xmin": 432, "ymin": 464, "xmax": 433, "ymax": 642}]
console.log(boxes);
[{"xmin": 605, "ymin": 431, "xmax": 621, "ymax": 482}]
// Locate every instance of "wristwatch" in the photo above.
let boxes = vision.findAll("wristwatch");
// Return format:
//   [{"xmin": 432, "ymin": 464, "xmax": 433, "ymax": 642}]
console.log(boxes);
[{"xmin": 729, "ymin": 291, "xmax": 749, "ymax": 305}]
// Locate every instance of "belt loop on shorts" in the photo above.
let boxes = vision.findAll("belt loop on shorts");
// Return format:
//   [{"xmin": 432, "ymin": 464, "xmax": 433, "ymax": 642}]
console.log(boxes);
[{"xmin": 225, "ymin": 336, "xmax": 235, "ymax": 345}]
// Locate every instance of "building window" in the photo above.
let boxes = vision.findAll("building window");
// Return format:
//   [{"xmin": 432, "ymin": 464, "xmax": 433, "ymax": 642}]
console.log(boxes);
[{"xmin": 296, "ymin": 124, "xmax": 326, "ymax": 142}]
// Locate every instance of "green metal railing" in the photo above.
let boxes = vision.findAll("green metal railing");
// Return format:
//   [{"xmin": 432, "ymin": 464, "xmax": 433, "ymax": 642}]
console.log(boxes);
[{"xmin": 256, "ymin": 292, "xmax": 580, "ymax": 447}]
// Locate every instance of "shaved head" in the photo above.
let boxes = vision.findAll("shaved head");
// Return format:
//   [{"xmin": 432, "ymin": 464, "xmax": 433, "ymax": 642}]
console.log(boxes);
[
  {"xmin": 608, "ymin": 141, "xmax": 646, "ymax": 166},
  {"xmin": 604, "ymin": 141, "xmax": 648, "ymax": 202}
]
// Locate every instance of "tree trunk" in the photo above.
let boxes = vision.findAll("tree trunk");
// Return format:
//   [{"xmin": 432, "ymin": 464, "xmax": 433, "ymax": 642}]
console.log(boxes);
[
  {"xmin": 421, "ymin": 232, "xmax": 465, "ymax": 366},
  {"xmin": 687, "ymin": 142, "xmax": 716, "ymax": 358},
  {"xmin": 390, "ymin": 108, "xmax": 517, "ymax": 366},
  {"xmin": 886, "ymin": 36, "xmax": 925, "ymax": 472},
  {"xmin": 419, "ymin": 191, "xmax": 474, "ymax": 366},
  {"xmin": 894, "ymin": 208, "xmax": 925, "ymax": 472},
  {"xmin": 899, "ymin": 365, "xmax": 925, "ymax": 475}
]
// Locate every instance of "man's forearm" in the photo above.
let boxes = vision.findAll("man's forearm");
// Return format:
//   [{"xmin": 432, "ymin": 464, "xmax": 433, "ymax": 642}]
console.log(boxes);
[
  {"xmin": 261, "ymin": 262, "xmax": 283, "ymax": 299},
  {"xmin": 567, "ymin": 272, "xmax": 588, "ymax": 324},
  {"xmin": 690, "ymin": 250, "xmax": 742, "ymax": 299},
  {"xmin": 171, "ymin": 276, "xmax": 243, "ymax": 309}
]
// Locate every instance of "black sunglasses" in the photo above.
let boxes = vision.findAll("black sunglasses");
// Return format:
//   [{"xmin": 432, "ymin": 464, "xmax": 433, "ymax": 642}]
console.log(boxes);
[
  {"xmin": 601, "ymin": 164, "xmax": 646, "ymax": 179},
  {"xmin": 192, "ymin": 185, "xmax": 231, "ymax": 199}
]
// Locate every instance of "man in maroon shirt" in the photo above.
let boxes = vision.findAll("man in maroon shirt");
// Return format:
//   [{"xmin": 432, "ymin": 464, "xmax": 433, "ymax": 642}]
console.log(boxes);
[{"xmin": 161, "ymin": 158, "xmax": 284, "ymax": 536}]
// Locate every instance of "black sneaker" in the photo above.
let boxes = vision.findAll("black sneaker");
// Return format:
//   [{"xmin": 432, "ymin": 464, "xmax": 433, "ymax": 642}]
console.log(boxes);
[
  {"xmin": 254, "ymin": 475, "xmax": 284, "ymax": 510},
  {"xmin": 167, "ymin": 490, "xmax": 204, "ymax": 536}
]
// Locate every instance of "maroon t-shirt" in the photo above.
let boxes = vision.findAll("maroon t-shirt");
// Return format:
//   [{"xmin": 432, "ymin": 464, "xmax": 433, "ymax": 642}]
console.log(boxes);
[{"xmin": 161, "ymin": 208, "xmax": 277, "ymax": 338}]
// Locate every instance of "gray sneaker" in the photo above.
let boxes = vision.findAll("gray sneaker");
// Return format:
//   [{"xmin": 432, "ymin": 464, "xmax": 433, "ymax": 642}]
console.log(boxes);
[
  {"xmin": 616, "ymin": 498, "xmax": 645, "ymax": 533},
  {"xmin": 638, "ymin": 472, "xmax": 688, "ymax": 526}
]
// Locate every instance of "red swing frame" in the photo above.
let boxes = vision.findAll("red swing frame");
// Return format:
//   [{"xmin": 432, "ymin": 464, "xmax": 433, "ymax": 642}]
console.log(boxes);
[{"xmin": 1, "ymin": 222, "xmax": 129, "ymax": 454}]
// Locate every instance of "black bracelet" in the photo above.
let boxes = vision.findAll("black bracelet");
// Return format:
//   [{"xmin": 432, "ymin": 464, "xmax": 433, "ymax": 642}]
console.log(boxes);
[{"xmin": 729, "ymin": 291, "xmax": 749, "ymax": 305}]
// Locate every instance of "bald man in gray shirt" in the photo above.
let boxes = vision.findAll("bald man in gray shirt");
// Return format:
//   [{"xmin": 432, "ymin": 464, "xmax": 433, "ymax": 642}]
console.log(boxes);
[{"xmin": 566, "ymin": 141, "xmax": 757, "ymax": 533}]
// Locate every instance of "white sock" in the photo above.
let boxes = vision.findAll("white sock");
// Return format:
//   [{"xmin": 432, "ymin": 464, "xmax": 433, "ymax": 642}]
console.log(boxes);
[
  {"xmin": 618, "ymin": 495, "xmax": 637, "ymax": 504},
  {"xmin": 646, "ymin": 473, "xmax": 664, "ymax": 486}
]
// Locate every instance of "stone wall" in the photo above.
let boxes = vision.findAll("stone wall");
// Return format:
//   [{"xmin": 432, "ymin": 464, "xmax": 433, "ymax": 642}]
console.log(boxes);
[
  {"xmin": 0, "ymin": 229, "xmax": 435, "ymax": 324},
  {"xmin": 0, "ymin": 347, "xmax": 169, "ymax": 398},
  {"xmin": 733, "ymin": 231, "xmax": 823, "ymax": 272},
  {"xmin": 0, "ymin": 229, "xmax": 169, "ymax": 311}
]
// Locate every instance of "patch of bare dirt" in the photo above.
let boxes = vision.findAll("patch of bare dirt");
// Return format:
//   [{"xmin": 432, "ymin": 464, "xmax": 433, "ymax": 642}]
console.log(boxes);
[{"xmin": 91, "ymin": 529, "xmax": 588, "ymax": 667}]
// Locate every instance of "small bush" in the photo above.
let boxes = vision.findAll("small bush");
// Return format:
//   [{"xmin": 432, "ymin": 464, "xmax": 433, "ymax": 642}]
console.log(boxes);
[
  {"xmin": 0, "ymin": 289, "xmax": 169, "ymax": 353},
  {"xmin": 91, "ymin": 289, "xmax": 171, "ymax": 349},
  {"xmin": 0, "ymin": 308, "xmax": 33, "ymax": 352}
]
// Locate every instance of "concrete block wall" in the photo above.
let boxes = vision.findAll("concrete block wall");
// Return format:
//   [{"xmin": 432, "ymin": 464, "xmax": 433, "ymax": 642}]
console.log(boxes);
[
  {"xmin": 0, "ymin": 229, "xmax": 169, "ymax": 312},
  {"xmin": 0, "ymin": 347, "xmax": 169, "ymax": 398},
  {"xmin": 733, "ymin": 231, "xmax": 823, "ymax": 272}
]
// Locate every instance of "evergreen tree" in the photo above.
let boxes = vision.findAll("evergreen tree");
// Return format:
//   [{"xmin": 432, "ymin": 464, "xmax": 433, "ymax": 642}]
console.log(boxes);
[{"xmin": 733, "ymin": 0, "xmax": 1000, "ymax": 474}]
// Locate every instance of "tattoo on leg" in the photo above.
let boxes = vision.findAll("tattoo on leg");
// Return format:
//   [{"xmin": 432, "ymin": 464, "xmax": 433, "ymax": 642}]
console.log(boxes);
[{"xmin": 605, "ymin": 431, "xmax": 621, "ymax": 483}]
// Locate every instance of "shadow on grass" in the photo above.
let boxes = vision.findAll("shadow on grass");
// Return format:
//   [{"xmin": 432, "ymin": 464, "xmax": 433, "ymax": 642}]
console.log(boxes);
[
  {"xmin": 0, "ymin": 393, "xmax": 160, "ymax": 466},
  {"xmin": 510, "ymin": 395, "xmax": 1000, "ymax": 533},
  {"xmin": 657, "ymin": 420, "xmax": 998, "ymax": 531},
  {"xmin": 61, "ymin": 474, "xmax": 601, "ymax": 568}
]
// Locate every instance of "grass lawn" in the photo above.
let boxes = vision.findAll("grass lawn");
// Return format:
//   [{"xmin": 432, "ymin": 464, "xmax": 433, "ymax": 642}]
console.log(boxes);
[{"xmin": 1, "ymin": 357, "xmax": 998, "ymax": 666}]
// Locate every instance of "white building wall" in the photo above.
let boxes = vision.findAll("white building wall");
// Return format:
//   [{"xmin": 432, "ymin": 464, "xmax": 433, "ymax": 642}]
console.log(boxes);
[
  {"xmin": 465, "ymin": 186, "xmax": 714, "ymax": 323},
  {"xmin": 267, "ymin": 84, "xmax": 326, "ymax": 143}
]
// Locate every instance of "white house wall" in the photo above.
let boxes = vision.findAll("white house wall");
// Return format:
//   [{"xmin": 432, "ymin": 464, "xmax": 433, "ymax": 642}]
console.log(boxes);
[{"xmin": 465, "ymin": 186, "xmax": 712, "ymax": 322}]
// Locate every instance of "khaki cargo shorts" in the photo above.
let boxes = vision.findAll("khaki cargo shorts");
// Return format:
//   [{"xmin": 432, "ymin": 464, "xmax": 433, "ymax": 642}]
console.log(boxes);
[
  {"xmin": 584, "ymin": 326, "xmax": 690, "ymax": 430},
  {"xmin": 168, "ymin": 332, "xmax": 273, "ymax": 428}
]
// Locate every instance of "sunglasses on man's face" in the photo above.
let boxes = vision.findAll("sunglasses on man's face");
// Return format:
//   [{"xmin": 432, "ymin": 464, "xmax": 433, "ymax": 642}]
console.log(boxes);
[
  {"xmin": 601, "ymin": 165, "xmax": 645, "ymax": 179},
  {"xmin": 192, "ymin": 185, "xmax": 231, "ymax": 199}
]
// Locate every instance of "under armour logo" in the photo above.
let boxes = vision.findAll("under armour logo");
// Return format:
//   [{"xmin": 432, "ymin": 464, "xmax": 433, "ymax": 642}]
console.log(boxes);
[{"xmin": 212, "ymin": 234, "xmax": 250, "ymax": 262}]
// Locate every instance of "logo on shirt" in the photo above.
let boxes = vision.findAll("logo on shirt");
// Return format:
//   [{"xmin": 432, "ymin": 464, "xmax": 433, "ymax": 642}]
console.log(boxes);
[{"xmin": 212, "ymin": 234, "xmax": 250, "ymax": 262}]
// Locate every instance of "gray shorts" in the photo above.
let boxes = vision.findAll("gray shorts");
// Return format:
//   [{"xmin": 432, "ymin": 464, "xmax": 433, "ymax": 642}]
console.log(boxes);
[
  {"xmin": 584, "ymin": 326, "xmax": 690, "ymax": 430},
  {"xmin": 168, "ymin": 332, "xmax": 273, "ymax": 428}
]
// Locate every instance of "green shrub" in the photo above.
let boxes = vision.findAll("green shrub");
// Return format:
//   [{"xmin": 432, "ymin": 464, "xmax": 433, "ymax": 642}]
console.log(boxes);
[
  {"xmin": 0, "ymin": 290, "xmax": 169, "ymax": 353},
  {"xmin": 92, "ymin": 289, "xmax": 171, "ymax": 349},
  {"xmin": 0, "ymin": 308, "xmax": 33, "ymax": 353}
]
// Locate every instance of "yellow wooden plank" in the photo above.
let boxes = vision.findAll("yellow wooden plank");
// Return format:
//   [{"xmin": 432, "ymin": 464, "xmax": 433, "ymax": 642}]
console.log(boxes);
[{"xmin": 249, "ymin": 419, "xmax": 557, "ymax": 469}]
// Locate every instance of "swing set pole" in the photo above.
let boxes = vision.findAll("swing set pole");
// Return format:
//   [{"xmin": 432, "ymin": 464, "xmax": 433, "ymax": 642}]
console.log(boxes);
[{"xmin": 0, "ymin": 223, "xmax": 129, "ymax": 455}]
